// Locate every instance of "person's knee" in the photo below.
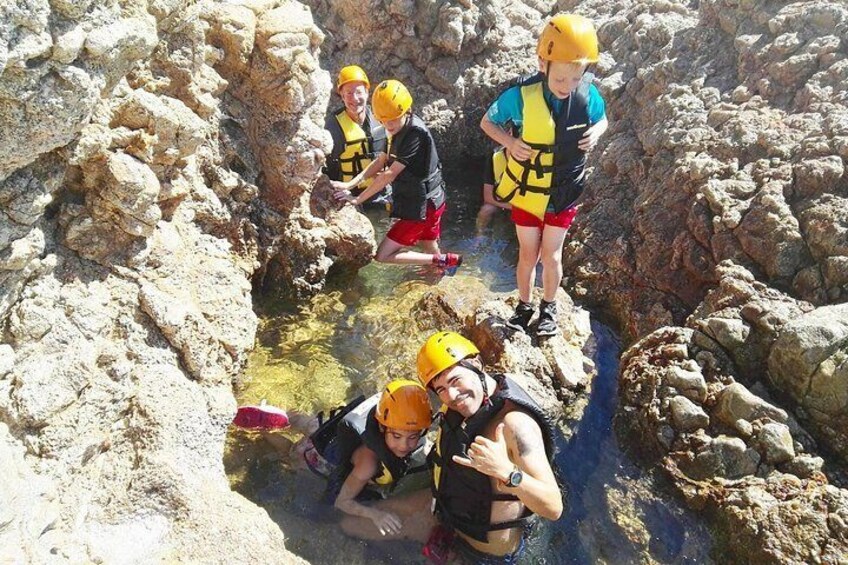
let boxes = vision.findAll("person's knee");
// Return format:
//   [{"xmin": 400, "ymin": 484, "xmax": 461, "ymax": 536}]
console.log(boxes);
[
  {"xmin": 375, "ymin": 246, "xmax": 394, "ymax": 262},
  {"xmin": 540, "ymin": 252, "xmax": 562, "ymax": 271},
  {"xmin": 479, "ymin": 204, "xmax": 496, "ymax": 218}
]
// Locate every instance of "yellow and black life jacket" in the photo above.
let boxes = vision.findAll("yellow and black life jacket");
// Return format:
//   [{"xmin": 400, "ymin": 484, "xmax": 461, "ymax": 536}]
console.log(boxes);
[
  {"xmin": 309, "ymin": 393, "xmax": 428, "ymax": 500},
  {"xmin": 387, "ymin": 114, "xmax": 446, "ymax": 220},
  {"xmin": 492, "ymin": 147, "xmax": 507, "ymax": 185},
  {"xmin": 494, "ymin": 74, "xmax": 591, "ymax": 220},
  {"xmin": 325, "ymin": 108, "xmax": 387, "ymax": 187},
  {"xmin": 430, "ymin": 373, "xmax": 556, "ymax": 542}
]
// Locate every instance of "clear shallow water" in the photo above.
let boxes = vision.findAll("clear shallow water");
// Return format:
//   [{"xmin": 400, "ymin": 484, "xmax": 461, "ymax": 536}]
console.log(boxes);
[{"xmin": 225, "ymin": 167, "xmax": 713, "ymax": 563}]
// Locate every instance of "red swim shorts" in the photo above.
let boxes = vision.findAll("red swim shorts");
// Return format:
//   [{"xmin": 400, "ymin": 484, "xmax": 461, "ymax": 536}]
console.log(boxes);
[
  {"xmin": 510, "ymin": 205, "xmax": 578, "ymax": 230},
  {"xmin": 386, "ymin": 203, "xmax": 446, "ymax": 246}
]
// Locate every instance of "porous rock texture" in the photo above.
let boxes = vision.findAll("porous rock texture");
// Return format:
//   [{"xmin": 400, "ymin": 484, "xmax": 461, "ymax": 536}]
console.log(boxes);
[
  {"xmin": 612, "ymin": 260, "xmax": 848, "ymax": 562},
  {"xmin": 305, "ymin": 2, "xmax": 848, "ymax": 557},
  {"xmin": 306, "ymin": 0, "xmax": 847, "ymax": 397},
  {"xmin": 3, "ymin": 0, "xmax": 848, "ymax": 561},
  {"xmin": 303, "ymin": 0, "xmax": 848, "ymax": 557},
  {"xmin": 560, "ymin": 0, "xmax": 848, "ymax": 341},
  {"xmin": 303, "ymin": 0, "xmax": 554, "ymax": 152},
  {"xmin": 0, "ymin": 0, "xmax": 360, "ymax": 561}
]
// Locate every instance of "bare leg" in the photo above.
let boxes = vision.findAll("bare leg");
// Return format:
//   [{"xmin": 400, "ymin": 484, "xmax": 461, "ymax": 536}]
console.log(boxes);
[
  {"xmin": 420, "ymin": 239, "xmax": 440, "ymax": 256},
  {"xmin": 287, "ymin": 411, "xmax": 320, "ymax": 436},
  {"xmin": 375, "ymin": 237, "xmax": 437, "ymax": 265},
  {"xmin": 261, "ymin": 411, "xmax": 319, "ymax": 461},
  {"xmin": 340, "ymin": 488, "xmax": 436, "ymax": 543},
  {"xmin": 514, "ymin": 225, "xmax": 542, "ymax": 303},
  {"xmin": 261, "ymin": 432, "xmax": 295, "ymax": 456},
  {"xmin": 476, "ymin": 203, "xmax": 499, "ymax": 234},
  {"xmin": 539, "ymin": 225, "xmax": 568, "ymax": 302}
]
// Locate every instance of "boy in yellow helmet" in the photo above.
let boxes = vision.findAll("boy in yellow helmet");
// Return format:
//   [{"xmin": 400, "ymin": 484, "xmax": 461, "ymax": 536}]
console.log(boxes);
[
  {"xmin": 481, "ymin": 14, "xmax": 609, "ymax": 337},
  {"xmin": 324, "ymin": 65, "xmax": 391, "ymax": 208},
  {"xmin": 332, "ymin": 79, "xmax": 462, "ymax": 272},
  {"xmin": 234, "ymin": 380, "xmax": 433, "ymax": 535}
]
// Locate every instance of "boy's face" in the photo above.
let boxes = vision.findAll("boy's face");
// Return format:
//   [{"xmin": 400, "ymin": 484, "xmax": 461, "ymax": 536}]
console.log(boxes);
[
  {"xmin": 382, "ymin": 113, "xmax": 409, "ymax": 136},
  {"xmin": 339, "ymin": 81, "xmax": 368, "ymax": 115},
  {"xmin": 539, "ymin": 58, "xmax": 587, "ymax": 100},
  {"xmin": 384, "ymin": 427, "xmax": 423, "ymax": 458}
]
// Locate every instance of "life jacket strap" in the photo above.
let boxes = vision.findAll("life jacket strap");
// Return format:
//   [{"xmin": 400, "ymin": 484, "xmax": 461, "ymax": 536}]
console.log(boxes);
[{"xmin": 504, "ymin": 165, "xmax": 551, "ymax": 198}]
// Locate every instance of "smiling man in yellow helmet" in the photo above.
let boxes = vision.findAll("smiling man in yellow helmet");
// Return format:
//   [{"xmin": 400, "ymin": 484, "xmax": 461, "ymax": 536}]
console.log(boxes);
[
  {"xmin": 332, "ymin": 79, "xmax": 462, "ymax": 273},
  {"xmin": 324, "ymin": 65, "xmax": 391, "ymax": 208},
  {"xmin": 416, "ymin": 331, "xmax": 561, "ymax": 563},
  {"xmin": 481, "ymin": 14, "xmax": 609, "ymax": 337}
]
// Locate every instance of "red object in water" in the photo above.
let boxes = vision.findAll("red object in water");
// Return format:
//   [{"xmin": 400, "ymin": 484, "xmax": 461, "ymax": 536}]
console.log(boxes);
[
  {"xmin": 232, "ymin": 405, "xmax": 290, "ymax": 429},
  {"xmin": 422, "ymin": 525, "xmax": 454, "ymax": 564}
]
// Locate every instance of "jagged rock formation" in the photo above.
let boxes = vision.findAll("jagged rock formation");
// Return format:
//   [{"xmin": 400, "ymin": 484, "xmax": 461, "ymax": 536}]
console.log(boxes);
[
  {"xmin": 561, "ymin": 0, "xmax": 848, "ymax": 342},
  {"xmin": 301, "ymin": 0, "xmax": 848, "ymax": 558},
  {"xmin": 0, "ymin": 0, "xmax": 358, "ymax": 561},
  {"xmin": 617, "ymin": 322, "xmax": 848, "ymax": 562},
  {"xmin": 204, "ymin": 1, "xmax": 375, "ymax": 297},
  {"xmin": 687, "ymin": 262, "xmax": 848, "ymax": 463},
  {"xmin": 304, "ymin": 0, "xmax": 847, "ymax": 349},
  {"xmin": 3, "ymin": 0, "xmax": 847, "ymax": 561},
  {"xmin": 302, "ymin": 0, "xmax": 552, "ymax": 152}
]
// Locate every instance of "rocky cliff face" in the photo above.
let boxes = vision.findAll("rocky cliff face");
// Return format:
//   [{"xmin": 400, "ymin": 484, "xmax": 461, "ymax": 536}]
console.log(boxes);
[
  {"xmin": 616, "ymin": 267, "xmax": 848, "ymax": 563},
  {"xmin": 0, "ymin": 0, "xmax": 356, "ymax": 561},
  {"xmin": 303, "ymin": 0, "xmax": 555, "ymax": 152},
  {"xmin": 562, "ymin": 0, "xmax": 848, "ymax": 339}
]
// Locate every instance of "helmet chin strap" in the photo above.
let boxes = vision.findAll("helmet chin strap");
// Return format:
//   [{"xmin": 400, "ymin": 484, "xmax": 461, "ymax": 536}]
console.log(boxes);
[{"xmin": 458, "ymin": 359, "xmax": 490, "ymax": 406}]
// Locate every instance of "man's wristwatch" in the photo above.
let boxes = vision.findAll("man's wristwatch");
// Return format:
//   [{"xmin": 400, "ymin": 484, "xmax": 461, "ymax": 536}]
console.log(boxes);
[{"xmin": 503, "ymin": 466, "xmax": 523, "ymax": 488}]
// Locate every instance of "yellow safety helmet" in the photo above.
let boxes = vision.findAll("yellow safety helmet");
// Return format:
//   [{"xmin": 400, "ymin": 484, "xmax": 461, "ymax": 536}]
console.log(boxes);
[
  {"xmin": 416, "ymin": 331, "xmax": 480, "ymax": 389},
  {"xmin": 371, "ymin": 79, "xmax": 413, "ymax": 123},
  {"xmin": 537, "ymin": 13, "xmax": 599, "ymax": 64},
  {"xmin": 337, "ymin": 65, "xmax": 370, "ymax": 92},
  {"xmin": 375, "ymin": 379, "xmax": 432, "ymax": 431}
]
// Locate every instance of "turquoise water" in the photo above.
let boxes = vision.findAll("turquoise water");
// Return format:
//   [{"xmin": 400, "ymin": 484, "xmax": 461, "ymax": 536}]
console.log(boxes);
[{"xmin": 225, "ymin": 166, "xmax": 713, "ymax": 563}]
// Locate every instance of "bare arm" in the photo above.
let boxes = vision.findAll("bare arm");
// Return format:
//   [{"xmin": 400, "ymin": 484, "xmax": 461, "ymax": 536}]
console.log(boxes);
[
  {"xmin": 578, "ymin": 116, "xmax": 608, "ymax": 152},
  {"xmin": 453, "ymin": 412, "xmax": 562, "ymax": 520},
  {"xmin": 335, "ymin": 159, "xmax": 406, "ymax": 205},
  {"xmin": 331, "ymin": 152, "xmax": 388, "ymax": 192},
  {"xmin": 480, "ymin": 114, "xmax": 532, "ymax": 161},
  {"xmin": 500, "ymin": 412, "xmax": 562, "ymax": 520},
  {"xmin": 334, "ymin": 445, "xmax": 404, "ymax": 535}
]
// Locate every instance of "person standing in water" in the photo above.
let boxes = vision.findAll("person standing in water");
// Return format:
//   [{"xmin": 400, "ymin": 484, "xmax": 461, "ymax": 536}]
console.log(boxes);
[
  {"xmin": 332, "ymin": 79, "xmax": 463, "ymax": 273},
  {"xmin": 336, "ymin": 332, "xmax": 562, "ymax": 565},
  {"xmin": 480, "ymin": 14, "xmax": 609, "ymax": 337},
  {"xmin": 324, "ymin": 65, "xmax": 391, "ymax": 208},
  {"xmin": 475, "ymin": 146, "xmax": 511, "ymax": 235}
]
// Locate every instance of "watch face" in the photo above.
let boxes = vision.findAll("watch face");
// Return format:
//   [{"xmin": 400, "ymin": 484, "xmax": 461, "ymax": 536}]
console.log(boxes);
[{"xmin": 509, "ymin": 469, "xmax": 523, "ymax": 487}]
